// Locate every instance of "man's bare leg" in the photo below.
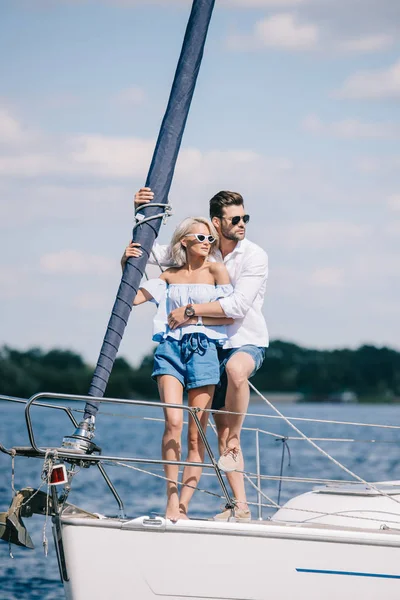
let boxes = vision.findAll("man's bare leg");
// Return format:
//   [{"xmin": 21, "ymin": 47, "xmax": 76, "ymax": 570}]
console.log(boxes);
[
  {"xmin": 214, "ymin": 412, "xmax": 248, "ymax": 512},
  {"xmin": 224, "ymin": 352, "xmax": 255, "ymax": 451}
]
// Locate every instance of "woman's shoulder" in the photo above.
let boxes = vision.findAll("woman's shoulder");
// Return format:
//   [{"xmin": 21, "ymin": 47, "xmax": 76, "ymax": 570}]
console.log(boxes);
[
  {"xmin": 160, "ymin": 267, "xmax": 182, "ymax": 283},
  {"xmin": 207, "ymin": 262, "xmax": 226, "ymax": 275},
  {"xmin": 207, "ymin": 261, "xmax": 230, "ymax": 285}
]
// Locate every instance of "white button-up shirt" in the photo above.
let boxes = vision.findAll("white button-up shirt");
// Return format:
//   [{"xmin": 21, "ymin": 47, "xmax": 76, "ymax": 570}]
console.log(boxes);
[{"xmin": 149, "ymin": 238, "xmax": 269, "ymax": 349}]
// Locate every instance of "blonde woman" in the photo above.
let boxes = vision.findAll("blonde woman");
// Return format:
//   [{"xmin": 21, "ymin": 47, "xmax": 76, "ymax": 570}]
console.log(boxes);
[{"xmin": 122, "ymin": 217, "xmax": 233, "ymax": 521}]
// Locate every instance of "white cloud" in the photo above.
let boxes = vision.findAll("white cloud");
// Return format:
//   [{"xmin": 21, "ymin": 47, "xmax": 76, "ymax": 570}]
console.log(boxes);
[
  {"xmin": 73, "ymin": 291, "xmax": 110, "ymax": 310},
  {"xmin": 44, "ymin": 93, "xmax": 81, "ymax": 109},
  {"xmin": 23, "ymin": 0, "xmax": 400, "ymax": 59},
  {"xmin": 114, "ymin": 86, "xmax": 146, "ymax": 106},
  {"xmin": 335, "ymin": 59, "xmax": 400, "ymax": 100},
  {"xmin": 227, "ymin": 0, "xmax": 306, "ymax": 5},
  {"xmin": 385, "ymin": 222, "xmax": 400, "ymax": 236},
  {"xmin": 270, "ymin": 222, "xmax": 370, "ymax": 250},
  {"xmin": 351, "ymin": 253, "xmax": 400, "ymax": 279},
  {"xmin": 0, "ymin": 106, "xmax": 293, "ymax": 187},
  {"xmin": 338, "ymin": 34, "xmax": 394, "ymax": 53},
  {"xmin": 40, "ymin": 250, "xmax": 115, "ymax": 275},
  {"xmin": 0, "ymin": 183, "xmax": 130, "ymax": 229},
  {"xmin": 388, "ymin": 194, "xmax": 400, "ymax": 211},
  {"xmin": 301, "ymin": 114, "xmax": 400, "ymax": 139},
  {"xmin": 0, "ymin": 267, "xmax": 24, "ymax": 299},
  {"xmin": 70, "ymin": 134, "xmax": 154, "ymax": 178},
  {"xmin": 227, "ymin": 13, "xmax": 319, "ymax": 51},
  {"xmin": 0, "ymin": 107, "xmax": 37, "ymax": 146},
  {"xmin": 355, "ymin": 156, "xmax": 400, "ymax": 174},
  {"xmin": 309, "ymin": 267, "xmax": 344, "ymax": 288},
  {"xmin": 33, "ymin": 0, "xmax": 307, "ymax": 6}
]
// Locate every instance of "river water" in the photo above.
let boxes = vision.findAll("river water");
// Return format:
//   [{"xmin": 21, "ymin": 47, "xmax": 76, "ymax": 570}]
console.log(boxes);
[{"xmin": 1, "ymin": 399, "xmax": 400, "ymax": 599}]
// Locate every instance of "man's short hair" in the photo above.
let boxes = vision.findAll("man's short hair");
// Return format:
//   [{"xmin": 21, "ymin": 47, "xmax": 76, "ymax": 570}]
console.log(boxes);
[{"xmin": 209, "ymin": 190, "xmax": 244, "ymax": 219}]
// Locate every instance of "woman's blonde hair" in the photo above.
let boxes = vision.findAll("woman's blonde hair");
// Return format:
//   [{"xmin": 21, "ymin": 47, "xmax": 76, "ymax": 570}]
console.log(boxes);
[{"xmin": 167, "ymin": 217, "xmax": 219, "ymax": 267}]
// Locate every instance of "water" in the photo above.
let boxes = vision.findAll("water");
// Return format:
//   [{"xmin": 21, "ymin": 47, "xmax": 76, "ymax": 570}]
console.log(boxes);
[{"xmin": 1, "ymin": 399, "xmax": 400, "ymax": 599}]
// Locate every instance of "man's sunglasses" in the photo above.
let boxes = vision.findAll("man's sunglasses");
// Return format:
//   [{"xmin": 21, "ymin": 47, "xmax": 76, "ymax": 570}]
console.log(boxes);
[
  {"xmin": 220, "ymin": 214, "xmax": 250, "ymax": 226},
  {"xmin": 184, "ymin": 233, "xmax": 216, "ymax": 244}
]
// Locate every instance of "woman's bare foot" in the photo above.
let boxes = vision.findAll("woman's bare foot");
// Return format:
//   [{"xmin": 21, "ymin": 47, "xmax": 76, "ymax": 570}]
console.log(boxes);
[
  {"xmin": 166, "ymin": 501, "xmax": 190, "ymax": 521},
  {"xmin": 166, "ymin": 510, "xmax": 182, "ymax": 522},
  {"xmin": 178, "ymin": 504, "xmax": 190, "ymax": 520},
  {"xmin": 166, "ymin": 497, "xmax": 181, "ymax": 522}
]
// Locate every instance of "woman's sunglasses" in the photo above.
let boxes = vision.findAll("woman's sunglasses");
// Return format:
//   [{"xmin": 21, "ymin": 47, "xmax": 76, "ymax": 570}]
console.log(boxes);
[
  {"xmin": 221, "ymin": 214, "xmax": 250, "ymax": 226},
  {"xmin": 184, "ymin": 233, "xmax": 216, "ymax": 244}
]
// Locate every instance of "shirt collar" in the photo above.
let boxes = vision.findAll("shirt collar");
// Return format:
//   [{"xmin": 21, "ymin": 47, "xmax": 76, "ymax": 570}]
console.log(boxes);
[
  {"xmin": 224, "ymin": 238, "xmax": 247, "ymax": 260},
  {"xmin": 232, "ymin": 239, "xmax": 246, "ymax": 254},
  {"xmin": 215, "ymin": 238, "xmax": 248, "ymax": 262}
]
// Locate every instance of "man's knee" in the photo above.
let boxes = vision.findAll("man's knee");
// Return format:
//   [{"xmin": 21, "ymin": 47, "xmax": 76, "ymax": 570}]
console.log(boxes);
[{"xmin": 226, "ymin": 354, "xmax": 255, "ymax": 388}]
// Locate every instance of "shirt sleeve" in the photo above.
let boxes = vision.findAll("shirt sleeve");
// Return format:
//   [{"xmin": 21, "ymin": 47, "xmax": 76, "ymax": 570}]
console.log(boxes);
[
  {"xmin": 139, "ymin": 278, "xmax": 167, "ymax": 305},
  {"xmin": 147, "ymin": 242, "xmax": 175, "ymax": 267},
  {"xmin": 218, "ymin": 250, "xmax": 268, "ymax": 319}
]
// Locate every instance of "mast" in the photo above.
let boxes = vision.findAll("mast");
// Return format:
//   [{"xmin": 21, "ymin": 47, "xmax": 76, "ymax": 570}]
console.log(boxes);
[{"xmin": 63, "ymin": 0, "xmax": 215, "ymax": 450}]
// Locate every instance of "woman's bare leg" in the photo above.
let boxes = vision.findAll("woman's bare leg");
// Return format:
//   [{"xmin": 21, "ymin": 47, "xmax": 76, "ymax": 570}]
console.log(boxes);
[
  {"xmin": 179, "ymin": 385, "xmax": 214, "ymax": 516},
  {"xmin": 158, "ymin": 375, "xmax": 184, "ymax": 521}
]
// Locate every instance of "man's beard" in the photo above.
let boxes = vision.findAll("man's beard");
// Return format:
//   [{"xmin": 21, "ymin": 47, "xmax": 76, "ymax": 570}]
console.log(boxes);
[{"xmin": 221, "ymin": 224, "xmax": 245, "ymax": 242}]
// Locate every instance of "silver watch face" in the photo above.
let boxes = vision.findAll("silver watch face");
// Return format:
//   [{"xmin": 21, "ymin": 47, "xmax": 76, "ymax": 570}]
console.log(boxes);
[{"xmin": 185, "ymin": 306, "xmax": 195, "ymax": 317}]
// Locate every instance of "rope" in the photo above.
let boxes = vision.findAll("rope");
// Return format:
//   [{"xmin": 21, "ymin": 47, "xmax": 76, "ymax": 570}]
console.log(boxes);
[
  {"xmin": 72, "ymin": 405, "xmax": 400, "ymax": 435},
  {"xmin": 41, "ymin": 449, "xmax": 57, "ymax": 556},
  {"xmin": 70, "ymin": 408, "xmax": 400, "ymax": 447},
  {"xmin": 243, "ymin": 475, "xmax": 400, "ymax": 527},
  {"xmin": 10, "ymin": 449, "xmax": 16, "ymax": 497},
  {"xmin": 103, "ymin": 460, "xmax": 225, "ymax": 501},
  {"xmin": 150, "ymin": 249, "xmax": 165, "ymax": 274},
  {"xmin": 248, "ymin": 381, "xmax": 400, "ymax": 508},
  {"xmin": 277, "ymin": 437, "xmax": 291, "ymax": 505},
  {"xmin": 105, "ymin": 459, "xmax": 400, "ymax": 528}
]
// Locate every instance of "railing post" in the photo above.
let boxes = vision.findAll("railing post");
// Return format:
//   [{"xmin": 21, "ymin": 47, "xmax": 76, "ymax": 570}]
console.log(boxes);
[{"xmin": 255, "ymin": 429, "xmax": 263, "ymax": 520}]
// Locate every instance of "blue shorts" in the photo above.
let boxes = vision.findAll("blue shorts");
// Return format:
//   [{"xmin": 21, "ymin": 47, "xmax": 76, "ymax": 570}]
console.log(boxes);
[
  {"xmin": 152, "ymin": 333, "xmax": 220, "ymax": 390},
  {"xmin": 212, "ymin": 345, "xmax": 266, "ymax": 410}
]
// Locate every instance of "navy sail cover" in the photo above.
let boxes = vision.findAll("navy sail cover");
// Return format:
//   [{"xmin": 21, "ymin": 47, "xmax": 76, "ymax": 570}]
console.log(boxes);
[{"xmin": 84, "ymin": 0, "xmax": 216, "ymax": 418}]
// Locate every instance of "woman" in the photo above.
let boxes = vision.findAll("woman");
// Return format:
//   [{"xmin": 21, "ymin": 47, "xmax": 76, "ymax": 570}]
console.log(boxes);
[{"xmin": 122, "ymin": 217, "xmax": 233, "ymax": 521}]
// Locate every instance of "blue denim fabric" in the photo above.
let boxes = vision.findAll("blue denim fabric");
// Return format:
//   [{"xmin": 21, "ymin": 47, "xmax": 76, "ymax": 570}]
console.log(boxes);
[
  {"xmin": 212, "ymin": 345, "xmax": 266, "ymax": 411},
  {"xmin": 152, "ymin": 333, "xmax": 220, "ymax": 390}
]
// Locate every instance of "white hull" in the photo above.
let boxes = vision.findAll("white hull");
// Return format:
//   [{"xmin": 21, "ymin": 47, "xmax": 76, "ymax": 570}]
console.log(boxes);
[
  {"xmin": 4, "ymin": 393, "xmax": 400, "ymax": 599},
  {"xmin": 59, "ymin": 515, "xmax": 400, "ymax": 600}
]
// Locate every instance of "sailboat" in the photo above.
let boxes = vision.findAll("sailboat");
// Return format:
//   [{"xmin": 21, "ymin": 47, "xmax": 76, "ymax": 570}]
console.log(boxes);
[
  {"xmin": 2, "ymin": 390, "xmax": 400, "ymax": 600},
  {"xmin": 2, "ymin": 1, "xmax": 400, "ymax": 598}
]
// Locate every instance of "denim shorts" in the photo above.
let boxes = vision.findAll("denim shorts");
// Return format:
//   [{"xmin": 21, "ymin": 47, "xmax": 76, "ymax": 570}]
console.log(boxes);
[
  {"xmin": 212, "ymin": 345, "xmax": 266, "ymax": 410},
  {"xmin": 152, "ymin": 333, "xmax": 220, "ymax": 390}
]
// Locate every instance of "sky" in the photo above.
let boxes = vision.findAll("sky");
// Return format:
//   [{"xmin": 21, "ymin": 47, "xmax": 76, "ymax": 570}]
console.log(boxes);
[{"xmin": 0, "ymin": 0, "xmax": 399, "ymax": 366}]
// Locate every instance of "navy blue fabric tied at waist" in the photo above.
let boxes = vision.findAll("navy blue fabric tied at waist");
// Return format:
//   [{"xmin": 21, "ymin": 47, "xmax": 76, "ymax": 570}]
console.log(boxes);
[{"xmin": 181, "ymin": 333, "xmax": 209, "ymax": 363}]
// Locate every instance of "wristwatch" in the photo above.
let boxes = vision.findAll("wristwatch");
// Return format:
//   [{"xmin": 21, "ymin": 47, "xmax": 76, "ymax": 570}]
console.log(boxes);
[{"xmin": 184, "ymin": 304, "xmax": 196, "ymax": 318}]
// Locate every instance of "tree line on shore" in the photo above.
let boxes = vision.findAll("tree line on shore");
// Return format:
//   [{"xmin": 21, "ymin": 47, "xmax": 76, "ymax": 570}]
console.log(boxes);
[{"xmin": 0, "ymin": 341, "xmax": 399, "ymax": 402}]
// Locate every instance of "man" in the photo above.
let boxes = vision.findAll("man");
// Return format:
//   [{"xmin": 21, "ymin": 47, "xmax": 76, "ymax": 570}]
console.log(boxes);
[{"xmin": 135, "ymin": 187, "xmax": 268, "ymax": 521}]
